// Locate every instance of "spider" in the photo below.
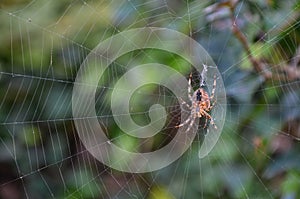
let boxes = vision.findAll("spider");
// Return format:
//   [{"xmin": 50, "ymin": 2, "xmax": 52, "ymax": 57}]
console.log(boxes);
[{"xmin": 176, "ymin": 72, "xmax": 217, "ymax": 132}]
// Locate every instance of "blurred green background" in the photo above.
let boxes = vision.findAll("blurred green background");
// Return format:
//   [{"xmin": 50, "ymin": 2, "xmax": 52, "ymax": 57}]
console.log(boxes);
[{"xmin": 1, "ymin": 0, "xmax": 300, "ymax": 198}]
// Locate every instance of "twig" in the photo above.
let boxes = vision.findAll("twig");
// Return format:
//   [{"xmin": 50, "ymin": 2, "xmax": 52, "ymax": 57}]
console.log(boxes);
[
  {"xmin": 205, "ymin": 0, "xmax": 300, "ymax": 81},
  {"xmin": 228, "ymin": 3, "xmax": 272, "ymax": 79}
]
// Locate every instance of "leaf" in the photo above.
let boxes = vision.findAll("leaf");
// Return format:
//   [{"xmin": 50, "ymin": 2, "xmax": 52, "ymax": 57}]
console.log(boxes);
[
  {"xmin": 149, "ymin": 185, "xmax": 176, "ymax": 199},
  {"xmin": 281, "ymin": 170, "xmax": 300, "ymax": 198}
]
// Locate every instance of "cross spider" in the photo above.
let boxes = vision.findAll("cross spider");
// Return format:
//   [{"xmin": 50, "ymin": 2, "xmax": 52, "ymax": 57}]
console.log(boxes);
[{"xmin": 176, "ymin": 73, "xmax": 217, "ymax": 132}]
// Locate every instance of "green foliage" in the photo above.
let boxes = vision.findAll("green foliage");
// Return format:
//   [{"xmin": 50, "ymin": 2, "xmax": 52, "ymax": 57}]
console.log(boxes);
[
  {"xmin": 149, "ymin": 186, "xmax": 175, "ymax": 199},
  {"xmin": 282, "ymin": 171, "xmax": 300, "ymax": 198}
]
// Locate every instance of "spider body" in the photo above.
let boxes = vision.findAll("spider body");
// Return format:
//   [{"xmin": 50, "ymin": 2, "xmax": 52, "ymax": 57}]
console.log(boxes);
[
  {"xmin": 195, "ymin": 88, "xmax": 210, "ymax": 112},
  {"xmin": 176, "ymin": 73, "xmax": 217, "ymax": 132}
]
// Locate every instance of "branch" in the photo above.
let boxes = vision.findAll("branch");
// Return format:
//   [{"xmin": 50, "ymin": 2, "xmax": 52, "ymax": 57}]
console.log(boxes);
[
  {"xmin": 231, "ymin": 20, "xmax": 272, "ymax": 79},
  {"xmin": 205, "ymin": 0, "xmax": 300, "ymax": 82},
  {"xmin": 228, "ymin": 3, "xmax": 272, "ymax": 80}
]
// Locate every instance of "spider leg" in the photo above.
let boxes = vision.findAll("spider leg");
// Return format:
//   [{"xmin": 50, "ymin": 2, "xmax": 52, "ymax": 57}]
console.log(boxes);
[
  {"xmin": 188, "ymin": 72, "xmax": 193, "ymax": 102},
  {"xmin": 175, "ymin": 116, "xmax": 192, "ymax": 128},
  {"xmin": 208, "ymin": 100, "xmax": 217, "ymax": 112},
  {"xmin": 178, "ymin": 97, "xmax": 191, "ymax": 109},
  {"xmin": 201, "ymin": 110, "xmax": 217, "ymax": 129},
  {"xmin": 203, "ymin": 116, "xmax": 208, "ymax": 129},
  {"xmin": 197, "ymin": 110, "xmax": 208, "ymax": 129},
  {"xmin": 186, "ymin": 117, "xmax": 196, "ymax": 133}
]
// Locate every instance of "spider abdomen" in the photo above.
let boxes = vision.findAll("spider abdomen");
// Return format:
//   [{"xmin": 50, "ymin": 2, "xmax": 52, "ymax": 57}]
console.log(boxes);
[{"xmin": 194, "ymin": 89, "xmax": 210, "ymax": 110}]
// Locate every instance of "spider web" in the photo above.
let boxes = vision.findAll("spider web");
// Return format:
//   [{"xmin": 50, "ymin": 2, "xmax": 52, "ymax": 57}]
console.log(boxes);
[{"xmin": 0, "ymin": 0, "xmax": 300, "ymax": 198}]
